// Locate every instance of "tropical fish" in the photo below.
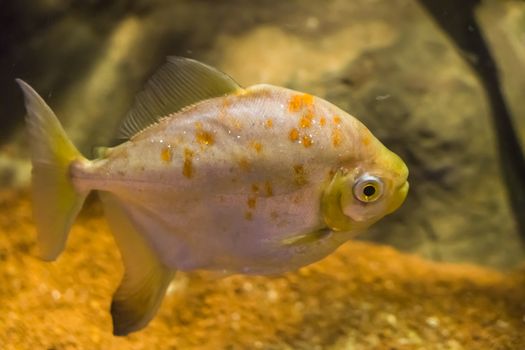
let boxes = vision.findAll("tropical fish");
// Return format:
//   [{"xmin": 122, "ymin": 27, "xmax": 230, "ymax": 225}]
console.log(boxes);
[{"xmin": 17, "ymin": 57, "xmax": 409, "ymax": 335}]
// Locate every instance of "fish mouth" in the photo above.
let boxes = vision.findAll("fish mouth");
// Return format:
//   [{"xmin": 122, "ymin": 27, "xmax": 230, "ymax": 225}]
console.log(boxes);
[{"xmin": 386, "ymin": 181, "xmax": 409, "ymax": 214}]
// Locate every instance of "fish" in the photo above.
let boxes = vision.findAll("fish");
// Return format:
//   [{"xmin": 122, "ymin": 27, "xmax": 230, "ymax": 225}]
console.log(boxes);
[{"xmin": 17, "ymin": 57, "xmax": 409, "ymax": 335}]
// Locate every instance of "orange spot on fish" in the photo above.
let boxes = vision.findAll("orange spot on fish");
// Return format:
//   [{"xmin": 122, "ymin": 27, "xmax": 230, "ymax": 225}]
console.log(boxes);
[
  {"xmin": 160, "ymin": 146, "xmax": 172, "ymax": 163},
  {"xmin": 250, "ymin": 141, "xmax": 263, "ymax": 154},
  {"xmin": 183, "ymin": 148, "xmax": 194, "ymax": 178},
  {"xmin": 319, "ymin": 117, "xmax": 327, "ymax": 126},
  {"xmin": 194, "ymin": 121, "xmax": 215, "ymax": 147},
  {"xmin": 288, "ymin": 95, "xmax": 302, "ymax": 112},
  {"xmin": 289, "ymin": 128, "xmax": 299, "ymax": 142},
  {"xmin": 302, "ymin": 94, "xmax": 314, "ymax": 106},
  {"xmin": 302, "ymin": 135, "xmax": 313, "ymax": 148},
  {"xmin": 299, "ymin": 113, "xmax": 313, "ymax": 128},
  {"xmin": 265, "ymin": 119, "xmax": 274, "ymax": 128},
  {"xmin": 238, "ymin": 157, "xmax": 251, "ymax": 172},
  {"xmin": 245, "ymin": 211, "xmax": 253, "ymax": 221},
  {"xmin": 332, "ymin": 129, "xmax": 342, "ymax": 147},
  {"xmin": 333, "ymin": 115, "xmax": 342, "ymax": 125},
  {"xmin": 196, "ymin": 130, "xmax": 215, "ymax": 146},
  {"xmin": 362, "ymin": 134, "xmax": 371, "ymax": 146},
  {"xmin": 247, "ymin": 197, "xmax": 257, "ymax": 209},
  {"xmin": 252, "ymin": 184, "xmax": 260, "ymax": 193},
  {"xmin": 293, "ymin": 164, "xmax": 307, "ymax": 186},
  {"xmin": 288, "ymin": 93, "xmax": 314, "ymax": 112},
  {"xmin": 265, "ymin": 181, "xmax": 274, "ymax": 196},
  {"xmin": 270, "ymin": 211, "xmax": 279, "ymax": 220}
]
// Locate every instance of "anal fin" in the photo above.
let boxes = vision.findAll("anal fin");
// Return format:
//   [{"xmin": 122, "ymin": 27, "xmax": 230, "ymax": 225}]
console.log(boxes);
[{"xmin": 99, "ymin": 192, "xmax": 175, "ymax": 336}]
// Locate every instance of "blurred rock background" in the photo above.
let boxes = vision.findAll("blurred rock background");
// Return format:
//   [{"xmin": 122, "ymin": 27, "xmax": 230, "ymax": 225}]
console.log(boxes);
[{"xmin": 1, "ymin": 0, "xmax": 524, "ymax": 268}]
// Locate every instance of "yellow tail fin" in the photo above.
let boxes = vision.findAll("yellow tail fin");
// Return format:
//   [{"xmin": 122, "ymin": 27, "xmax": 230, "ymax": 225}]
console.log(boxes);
[{"xmin": 17, "ymin": 79, "xmax": 88, "ymax": 261}]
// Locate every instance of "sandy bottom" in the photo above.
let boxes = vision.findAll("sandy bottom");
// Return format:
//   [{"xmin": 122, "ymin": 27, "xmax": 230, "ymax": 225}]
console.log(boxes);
[{"xmin": 1, "ymin": 190, "xmax": 524, "ymax": 349}]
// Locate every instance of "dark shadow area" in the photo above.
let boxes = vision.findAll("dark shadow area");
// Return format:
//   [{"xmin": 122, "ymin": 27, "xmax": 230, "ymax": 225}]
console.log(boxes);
[{"xmin": 418, "ymin": 0, "xmax": 525, "ymax": 243}]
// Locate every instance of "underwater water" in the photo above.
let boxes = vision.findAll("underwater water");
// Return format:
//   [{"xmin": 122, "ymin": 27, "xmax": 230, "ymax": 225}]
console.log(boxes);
[{"xmin": 1, "ymin": 0, "xmax": 525, "ymax": 348}]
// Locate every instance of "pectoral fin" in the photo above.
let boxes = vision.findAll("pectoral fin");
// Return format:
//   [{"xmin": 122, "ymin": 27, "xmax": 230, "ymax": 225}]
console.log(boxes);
[
  {"xmin": 281, "ymin": 228, "xmax": 331, "ymax": 246},
  {"xmin": 99, "ymin": 192, "xmax": 175, "ymax": 336}
]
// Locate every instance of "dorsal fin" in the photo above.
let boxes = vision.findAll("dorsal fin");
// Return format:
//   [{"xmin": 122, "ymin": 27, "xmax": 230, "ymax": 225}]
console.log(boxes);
[{"xmin": 118, "ymin": 57, "xmax": 243, "ymax": 139}]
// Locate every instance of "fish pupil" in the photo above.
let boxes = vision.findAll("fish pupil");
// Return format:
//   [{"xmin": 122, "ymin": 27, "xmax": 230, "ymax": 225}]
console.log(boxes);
[{"xmin": 363, "ymin": 185, "xmax": 376, "ymax": 197}]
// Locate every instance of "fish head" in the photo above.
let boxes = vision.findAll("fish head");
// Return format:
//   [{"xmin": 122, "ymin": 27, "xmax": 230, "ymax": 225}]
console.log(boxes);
[{"xmin": 321, "ymin": 132, "xmax": 409, "ymax": 234}]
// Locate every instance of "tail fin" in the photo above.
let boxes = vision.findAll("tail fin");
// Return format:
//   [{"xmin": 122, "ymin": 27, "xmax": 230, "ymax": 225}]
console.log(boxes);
[{"xmin": 17, "ymin": 79, "xmax": 88, "ymax": 261}]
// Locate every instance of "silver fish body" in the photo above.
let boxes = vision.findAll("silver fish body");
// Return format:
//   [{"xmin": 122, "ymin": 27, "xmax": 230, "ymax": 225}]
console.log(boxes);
[
  {"xmin": 18, "ymin": 57, "xmax": 408, "ymax": 335},
  {"xmin": 74, "ymin": 84, "xmax": 378, "ymax": 274}
]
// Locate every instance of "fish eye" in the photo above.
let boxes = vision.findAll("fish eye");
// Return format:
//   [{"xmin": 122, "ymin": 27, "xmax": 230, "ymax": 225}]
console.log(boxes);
[{"xmin": 353, "ymin": 175, "xmax": 383, "ymax": 203}]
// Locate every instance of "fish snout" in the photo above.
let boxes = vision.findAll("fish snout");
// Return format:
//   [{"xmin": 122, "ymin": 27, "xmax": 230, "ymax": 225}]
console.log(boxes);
[{"xmin": 386, "ymin": 181, "xmax": 409, "ymax": 214}]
